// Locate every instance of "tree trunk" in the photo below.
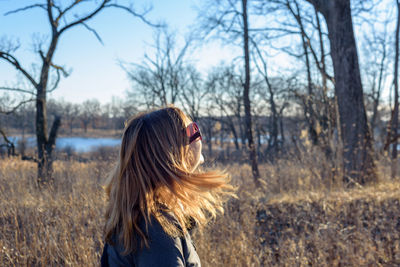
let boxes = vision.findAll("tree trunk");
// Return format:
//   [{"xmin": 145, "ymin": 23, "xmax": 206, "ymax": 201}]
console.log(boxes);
[
  {"xmin": 36, "ymin": 85, "xmax": 49, "ymax": 184},
  {"xmin": 208, "ymin": 140, "xmax": 213, "ymax": 158},
  {"xmin": 315, "ymin": 4, "xmax": 333, "ymax": 158},
  {"xmin": 279, "ymin": 107, "xmax": 285, "ymax": 148},
  {"xmin": 228, "ymin": 120, "xmax": 240, "ymax": 150},
  {"xmin": 303, "ymin": 42, "xmax": 318, "ymax": 146},
  {"xmin": 256, "ymin": 121, "xmax": 262, "ymax": 158},
  {"xmin": 70, "ymin": 121, "xmax": 74, "ymax": 135},
  {"xmin": 35, "ymin": 31, "xmax": 62, "ymax": 185},
  {"xmin": 235, "ymin": 105, "xmax": 246, "ymax": 150},
  {"xmin": 83, "ymin": 121, "xmax": 89, "ymax": 133},
  {"xmin": 261, "ymin": 55, "xmax": 279, "ymax": 154},
  {"xmin": 203, "ymin": 118, "xmax": 214, "ymax": 157},
  {"xmin": 306, "ymin": 0, "xmax": 377, "ymax": 185},
  {"xmin": 370, "ymin": 45, "xmax": 386, "ymax": 138},
  {"xmin": 293, "ymin": 0, "xmax": 318, "ymax": 145},
  {"xmin": 391, "ymin": 0, "xmax": 400, "ymax": 179},
  {"xmin": 242, "ymin": 0, "xmax": 260, "ymax": 182},
  {"xmin": 36, "ymin": 83, "xmax": 61, "ymax": 184}
]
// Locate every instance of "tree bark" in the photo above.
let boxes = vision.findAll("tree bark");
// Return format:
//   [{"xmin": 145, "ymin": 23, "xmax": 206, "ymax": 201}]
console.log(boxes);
[
  {"xmin": 242, "ymin": 0, "xmax": 260, "ymax": 182},
  {"xmin": 252, "ymin": 40, "xmax": 279, "ymax": 155},
  {"xmin": 227, "ymin": 119, "xmax": 240, "ymax": 150},
  {"xmin": 391, "ymin": 0, "xmax": 400, "ymax": 179},
  {"xmin": 370, "ymin": 43, "xmax": 386, "ymax": 137},
  {"xmin": 306, "ymin": 0, "xmax": 377, "ymax": 185},
  {"xmin": 35, "ymin": 29, "xmax": 62, "ymax": 184},
  {"xmin": 268, "ymin": 90, "xmax": 279, "ymax": 153},
  {"xmin": 289, "ymin": 0, "xmax": 318, "ymax": 145},
  {"xmin": 315, "ymin": 3, "xmax": 334, "ymax": 158}
]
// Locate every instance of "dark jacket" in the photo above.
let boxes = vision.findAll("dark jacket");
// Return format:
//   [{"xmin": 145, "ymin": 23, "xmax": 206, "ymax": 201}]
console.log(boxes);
[{"xmin": 101, "ymin": 215, "xmax": 201, "ymax": 267}]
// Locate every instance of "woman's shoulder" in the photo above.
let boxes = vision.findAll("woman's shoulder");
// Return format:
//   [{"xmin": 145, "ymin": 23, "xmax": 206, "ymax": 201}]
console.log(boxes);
[
  {"xmin": 137, "ymin": 215, "xmax": 201, "ymax": 267},
  {"xmin": 138, "ymin": 214, "xmax": 182, "ymax": 248},
  {"xmin": 104, "ymin": 214, "xmax": 201, "ymax": 267}
]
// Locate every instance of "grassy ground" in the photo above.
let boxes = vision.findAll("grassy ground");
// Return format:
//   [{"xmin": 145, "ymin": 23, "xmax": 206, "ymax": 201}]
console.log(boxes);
[{"xmin": 0, "ymin": 152, "xmax": 400, "ymax": 266}]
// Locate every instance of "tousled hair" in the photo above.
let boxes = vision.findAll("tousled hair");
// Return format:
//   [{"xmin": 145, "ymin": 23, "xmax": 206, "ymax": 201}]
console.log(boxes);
[{"xmin": 104, "ymin": 105, "xmax": 234, "ymax": 254}]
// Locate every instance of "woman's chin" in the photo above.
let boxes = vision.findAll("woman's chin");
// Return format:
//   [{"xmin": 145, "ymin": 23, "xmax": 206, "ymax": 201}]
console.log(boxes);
[
  {"xmin": 199, "ymin": 154, "xmax": 204, "ymax": 165},
  {"xmin": 190, "ymin": 154, "xmax": 204, "ymax": 172}
]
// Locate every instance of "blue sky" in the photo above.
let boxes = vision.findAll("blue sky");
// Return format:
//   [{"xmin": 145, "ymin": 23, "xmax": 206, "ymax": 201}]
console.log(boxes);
[
  {"xmin": 0, "ymin": 0, "xmax": 395, "ymax": 105},
  {"xmin": 0, "ymin": 0, "xmax": 241, "ymax": 104}
]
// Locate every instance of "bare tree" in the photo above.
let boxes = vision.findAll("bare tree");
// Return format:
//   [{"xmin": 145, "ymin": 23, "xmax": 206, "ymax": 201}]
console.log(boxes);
[
  {"xmin": 0, "ymin": 94, "xmax": 34, "ymax": 156},
  {"xmin": 385, "ymin": 0, "xmax": 400, "ymax": 179},
  {"xmin": 197, "ymin": 0, "xmax": 260, "ymax": 182},
  {"xmin": 179, "ymin": 66, "xmax": 209, "ymax": 122},
  {"xmin": 266, "ymin": 0, "xmax": 336, "ymax": 156},
  {"xmin": 207, "ymin": 64, "xmax": 244, "ymax": 151},
  {"xmin": 242, "ymin": 0, "xmax": 260, "ymax": 180},
  {"xmin": 79, "ymin": 99, "xmax": 101, "ymax": 133},
  {"xmin": 304, "ymin": 0, "xmax": 377, "ymax": 185},
  {"xmin": 109, "ymin": 96, "xmax": 135, "ymax": 130},
  {"xmin": 251, "ymin": 40, "xmax": 289, "ymax": 156},
  {"xmin": 392, "ymin": 0, "xmax": 400, "ymax": 179},
  {"xmin": 0, "ymin": 1, "xmax": 156, "ymax": 183},
  {"xmin": 60, "ymin": 100, "xmax": 80, "ymax": 134},
  {"xmin": 285, "ymin": 0, "xmax": 321, "ymax": 146},
  {"xmin": 124, "ymin": 28, "xmax": 190, "ymax": 108},
  {"xmin": 198, "ymin": 115, "xmax": 217, "ymax": 158}
]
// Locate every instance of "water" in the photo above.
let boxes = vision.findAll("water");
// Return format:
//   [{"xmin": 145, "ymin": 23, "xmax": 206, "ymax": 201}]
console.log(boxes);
[
  {"xmin": 8, "ymin": 136, "xmax": 121, "ymax": 153},
  {"xmin": 5, "ymin": 136, "xmax": 400, "ymax": 152}
]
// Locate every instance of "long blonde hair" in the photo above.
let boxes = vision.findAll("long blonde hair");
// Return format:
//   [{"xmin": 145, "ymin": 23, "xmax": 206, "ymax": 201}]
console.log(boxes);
[{"xmin": 104, "ymin": 105, "xmax": 234, "ymax": 254}]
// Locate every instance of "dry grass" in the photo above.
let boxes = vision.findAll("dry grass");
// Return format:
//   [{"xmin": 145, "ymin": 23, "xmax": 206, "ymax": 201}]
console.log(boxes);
[
  {"xmin": 1, "ymin": 151, "xmax": 400, "ymax": 266},
  {"xmin": 0, "ymin": 159, "xmax": 107, "ymax": 266}
]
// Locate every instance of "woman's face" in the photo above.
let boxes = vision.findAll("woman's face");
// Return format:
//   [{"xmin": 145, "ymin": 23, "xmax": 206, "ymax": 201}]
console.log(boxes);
[
  {"xmin": 189, "ymin": 137, "xmax": 204, "ymax": 171},
  {"xmin": 186, "ymin": 121, "xmax": 204, "ymax": 171}
]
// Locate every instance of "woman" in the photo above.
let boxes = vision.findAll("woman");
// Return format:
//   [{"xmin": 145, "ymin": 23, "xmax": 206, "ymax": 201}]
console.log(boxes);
[{"xmin": 101, "ymin": 106, "xmax": 234, "ymax": 267}]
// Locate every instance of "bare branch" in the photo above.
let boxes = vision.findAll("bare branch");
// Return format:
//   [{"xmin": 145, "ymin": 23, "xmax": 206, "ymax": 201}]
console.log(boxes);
[
  {"xmin": 105, "ymin": 3, "xmax": 162, "ymax": 28},
  {"xmin": 47, "ymin": 62, "xmax": 69, "ymax": 93},
  {"xmin": 0, "ymin": 87, "xmax": 35, "ymax": 95},
  {"xmin": 51, "ymin": 1, "xmax": 63, "ymax": 17},
  {"xmin": 286, "ymin": 0, "xmax": 334, "ymax": 83},
  {"xmin": 0, "ymin": 98, "xmax": 35, "ymax": 115},
  {"xmin": 4, "ymin": 4, "xmax": 46, "ymax": 16},
  {"xmin": 304, "ymin": 0, "xmax": 328, "ymax": 15},
  {"xmin": 48, "ymin": 69, "xmax": 61, "ymax": 93},
  {"xmin": 0, "ymin": 128, "xmax": 16, "ymax": 156},
  {"xmin": 81, "ymin": 22, "xmax": 104, "ymax": 45},
  {"xmin": 50, "ymin": 62, "xmax": 69, "ymax": 77},
  {"xmin": 0, "ymin": 52, "xmax": 38, "ymax": 87},
  {"xmin": 39, "ymin": 49, "xmax": 46, "ymax": 62},
  {"xmin": 0, "ymin": 37, "xmax": 21, "ymax": 53},
  {"xmin": 48, "ymin": 115, "xmax": 61, "ymax": 148},
  {"xmin": 248, "ymin": 27, "xmax": 299, "ymax": 34},
  {"xmin": 250, "ymin": 36, "xmax": 273, "ymax": 91},
  {"xmin": 47, "ymin": 0, "xmax": 57, "ymax": 32},
  {"xmin": 21, "ymin": 155, "xmax": 39, "ymax": 163},
  {"xmin": 59, "ymin": 0, "xmax": 109, "ymax": 35},
  {"xmin": 280, "ymin": 46, "xmax": 303, "ymax": 58},
  {"xmin": 55, "ymin": 1, "xmax": 82, "ymax": 24}
]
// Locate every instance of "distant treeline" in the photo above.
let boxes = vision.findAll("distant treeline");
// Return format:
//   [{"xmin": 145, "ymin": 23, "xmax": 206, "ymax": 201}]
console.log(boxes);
[
  {"xmin": 0, "ymin": 91, "xmax": 390, "ymax": 161},
  {"xmin": 1, "ymin": 0, "xmax": 399, "ymax": 184}
]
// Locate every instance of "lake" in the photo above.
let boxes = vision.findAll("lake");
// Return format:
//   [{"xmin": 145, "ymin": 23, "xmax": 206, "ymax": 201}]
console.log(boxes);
[{"xmin": 9, "ymin": 136, "xmax": 121, "ymax": 153}]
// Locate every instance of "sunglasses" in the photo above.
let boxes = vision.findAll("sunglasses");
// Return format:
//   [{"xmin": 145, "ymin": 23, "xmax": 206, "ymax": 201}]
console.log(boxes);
[{"xmin": 186, "ymin": 122, "xmax": 202, "ymax": 144}]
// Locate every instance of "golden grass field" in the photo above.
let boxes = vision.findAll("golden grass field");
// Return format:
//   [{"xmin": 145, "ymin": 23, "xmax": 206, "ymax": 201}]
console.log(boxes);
[{"xmin": 1, "ymin": 149, "xmax": 400, "ymax": 266}]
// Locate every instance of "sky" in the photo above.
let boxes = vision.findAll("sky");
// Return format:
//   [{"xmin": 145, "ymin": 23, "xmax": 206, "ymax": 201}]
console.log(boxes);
[
  {"xmin": 0, "ymin": 0, "xmax": 242, "ymax": 104},
  {"xmin": 0, "ymin": 0, "xmax": 395, "ymax": 106}
]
